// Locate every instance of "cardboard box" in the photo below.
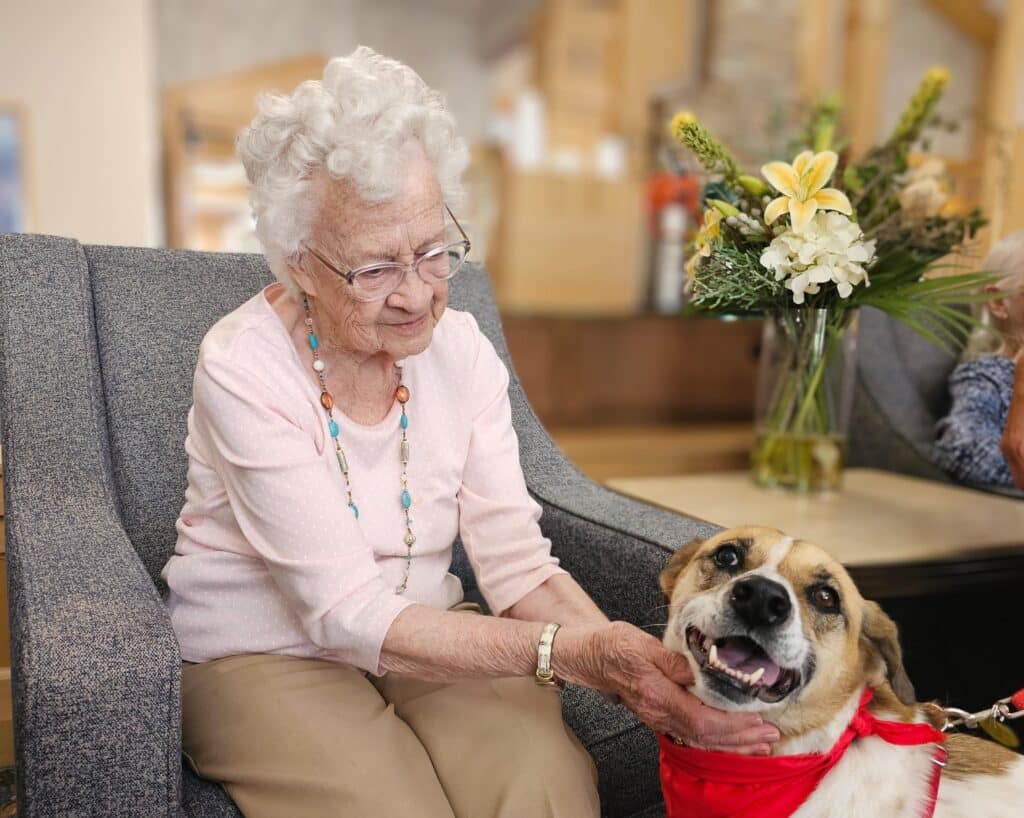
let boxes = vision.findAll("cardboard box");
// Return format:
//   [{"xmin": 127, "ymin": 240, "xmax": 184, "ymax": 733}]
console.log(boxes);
[
  {"xmin": 531, "ymin": 0, "xmax": 618, "ymax": 138},
  {"xmin": 490, "ymin": 170, "xmax": 646, "ymax": 314}
]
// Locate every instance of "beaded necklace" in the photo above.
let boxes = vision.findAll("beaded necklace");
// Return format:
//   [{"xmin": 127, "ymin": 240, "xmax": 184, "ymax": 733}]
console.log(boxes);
[{"xmin": 301, "ymin": 292, "xmax": 415, "ymax": 595}]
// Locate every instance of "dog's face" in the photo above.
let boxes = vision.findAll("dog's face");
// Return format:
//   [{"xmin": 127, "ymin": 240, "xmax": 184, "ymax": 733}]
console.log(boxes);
[{"xmin": 660, "ymin": 526, "xmax": 914, "ymax": 732}]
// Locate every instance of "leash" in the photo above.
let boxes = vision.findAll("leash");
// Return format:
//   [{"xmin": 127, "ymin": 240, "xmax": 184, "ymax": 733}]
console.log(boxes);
[{"xmin": 940, "ymin": 687, "xmax": 1024, "ymax": 749}]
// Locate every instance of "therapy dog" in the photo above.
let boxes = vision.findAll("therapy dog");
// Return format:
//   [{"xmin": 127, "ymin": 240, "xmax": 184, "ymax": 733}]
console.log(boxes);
[{"xmin": 658, "ymin": 525, "xmax": 1024, "ymax": 818}]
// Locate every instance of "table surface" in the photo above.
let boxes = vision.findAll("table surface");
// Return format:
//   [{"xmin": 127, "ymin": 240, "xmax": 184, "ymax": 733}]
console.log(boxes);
[{"xmin": 605, "ymin": 468, "xmax": 1024, "ymax": 568}]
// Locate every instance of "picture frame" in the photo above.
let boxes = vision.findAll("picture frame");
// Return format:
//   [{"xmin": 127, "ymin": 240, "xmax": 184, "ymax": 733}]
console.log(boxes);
[{"xmin": 0, "ymin": 104, "xmax": 31, "ymax": 234}]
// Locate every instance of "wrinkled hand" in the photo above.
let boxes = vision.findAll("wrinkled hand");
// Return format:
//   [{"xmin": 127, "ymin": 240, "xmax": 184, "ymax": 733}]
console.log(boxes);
[
  {"xmin": 554, "ymin": 621, "xmax": 779, "ymax": 754},
  {"xmin": 1001, "ymin": 349, "xmax": 1024, "ymax": 489}
]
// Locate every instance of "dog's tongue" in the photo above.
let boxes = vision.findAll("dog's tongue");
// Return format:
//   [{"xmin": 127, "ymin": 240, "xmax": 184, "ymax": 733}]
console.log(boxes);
[{"xmin": 717, "ymin": 637, "xmax": 782, "ymax": 686}]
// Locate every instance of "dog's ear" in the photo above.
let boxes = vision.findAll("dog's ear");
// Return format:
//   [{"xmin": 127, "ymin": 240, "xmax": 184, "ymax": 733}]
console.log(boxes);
[
  {"xmin": 659, "ymin": 538, "xmax": 704, "ymax": 600},
  {"xmin": 861, "ymin": 600, "xmax": 916, "ymax": 705}
]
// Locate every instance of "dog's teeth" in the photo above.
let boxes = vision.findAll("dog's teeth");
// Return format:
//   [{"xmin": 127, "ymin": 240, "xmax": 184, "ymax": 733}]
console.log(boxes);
[
  {"xmin": 748, "ymin": 667, "xmax": 765, "ymax": 685},
  {"xmin": 709, "ymin": 644, "xmax": 718, "ymax": 666},
  {"xmin": 738, "ymin": 671, "xmax": 751, "ymax": 684}
]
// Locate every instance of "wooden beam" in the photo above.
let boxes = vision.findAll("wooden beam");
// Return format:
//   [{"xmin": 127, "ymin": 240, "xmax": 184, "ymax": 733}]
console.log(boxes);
[
  {"xmin": 1011, "ymin": 128, "xmax": 1024, "ymax": 236},
  {"xmin": 841, "ymin": 0, "xmax": 893, "ymax": 157},
  {"xmin": 610, "ymin": 0, "xmax": 697, "ymax": 135},
  {"xmin": 797, "ymin": 0, "xmax": 836, "ymax": 102},
  {"xmin": 981, "ymin": 0, "xmax": 1024, "ymax": 243},
  {"xmin": 927, "ymin": 0, "xmax": 997, "ymax": 46}
]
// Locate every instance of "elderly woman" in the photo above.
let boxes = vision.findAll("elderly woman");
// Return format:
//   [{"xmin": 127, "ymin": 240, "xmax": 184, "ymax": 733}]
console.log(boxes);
[
  {"xmin": 161, "ymin": 47, "xmax": 777, "ymax": 817},
  {"xmin": 934, "ymin": 230, "xmax": 1024, "ymax": 489}
]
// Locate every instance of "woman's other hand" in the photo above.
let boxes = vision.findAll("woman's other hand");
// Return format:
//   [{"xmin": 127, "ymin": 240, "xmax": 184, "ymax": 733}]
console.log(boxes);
[
  {"xmin": 1000, "ymin": 348, "xmax": 1024, "ymax": 489},
  {"xmin": 553, "ymin": 621, "xmax": 779, "ymax": 754}
]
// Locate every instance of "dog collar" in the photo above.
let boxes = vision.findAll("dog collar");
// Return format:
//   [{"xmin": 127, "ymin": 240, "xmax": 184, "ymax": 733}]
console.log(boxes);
[{"xmin": 659, "ymin": 688, "xmax": 947, "ymax": 818}]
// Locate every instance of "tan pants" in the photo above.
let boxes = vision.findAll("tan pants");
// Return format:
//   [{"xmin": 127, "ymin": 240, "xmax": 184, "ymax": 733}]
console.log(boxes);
[{"xmin": 180, "ymin": 608, "xmax": 600, "ymax": 818}]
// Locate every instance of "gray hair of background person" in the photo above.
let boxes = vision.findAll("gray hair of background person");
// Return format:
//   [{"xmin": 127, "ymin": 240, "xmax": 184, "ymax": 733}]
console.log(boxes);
[
  {"xmin": 962, "ymin": 229, "xmax": 1024, "ymax": 360},
  {"xmin": 236, "ymin": 46, "xmax": 471, "ymax": 297}
]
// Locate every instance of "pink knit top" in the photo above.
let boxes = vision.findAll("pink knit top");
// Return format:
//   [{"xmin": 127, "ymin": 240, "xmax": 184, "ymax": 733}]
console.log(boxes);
[{"xmin": 161, "ymin": 283, "xmax": 566, "ymax": 674}]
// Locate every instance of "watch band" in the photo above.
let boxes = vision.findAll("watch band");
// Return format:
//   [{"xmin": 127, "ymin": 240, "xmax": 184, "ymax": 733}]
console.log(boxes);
[{"xmin": 535, "ymin": 622, "xmax": 562, "ymax": 687}]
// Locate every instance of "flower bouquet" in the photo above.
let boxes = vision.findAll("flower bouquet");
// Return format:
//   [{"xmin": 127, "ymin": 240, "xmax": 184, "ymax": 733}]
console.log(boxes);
[{"xmin": 672, "ymin": 69, "xmax": 989, "ymax": 492}]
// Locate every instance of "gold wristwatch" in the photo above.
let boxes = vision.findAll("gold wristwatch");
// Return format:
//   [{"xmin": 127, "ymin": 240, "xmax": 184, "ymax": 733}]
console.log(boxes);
[{"xmin": 535, "ymin": 622, "xmax": 564, "ymax": 688}]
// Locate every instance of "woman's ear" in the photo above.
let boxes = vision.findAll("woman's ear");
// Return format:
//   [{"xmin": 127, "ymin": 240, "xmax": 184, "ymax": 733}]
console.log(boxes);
[
  {"xmin": 986, "ymin": 283, "xmax": 1011, "ymax": 321},
  {"xmin": 289, "ymin": 255, "xmax": 319, "ymax": 298},
  {"xmin": 659, "ymin": 538, "xmax": 704, "ymax": 601},
  {"xmin": 860, "ymin": 600, "xmax": 916, "ymax": 705}
]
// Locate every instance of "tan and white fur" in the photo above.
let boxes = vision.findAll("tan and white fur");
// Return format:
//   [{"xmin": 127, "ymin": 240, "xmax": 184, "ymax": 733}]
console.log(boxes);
[{"xmin": 660, "ymin": 526, "xmax": 1024, "ymax": 818}]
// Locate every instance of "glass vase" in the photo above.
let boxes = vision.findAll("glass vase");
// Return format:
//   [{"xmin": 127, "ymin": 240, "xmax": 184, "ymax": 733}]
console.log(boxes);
[{"xmin": 751, "ymin": 308, "xmax": 860, "ymax": 493}]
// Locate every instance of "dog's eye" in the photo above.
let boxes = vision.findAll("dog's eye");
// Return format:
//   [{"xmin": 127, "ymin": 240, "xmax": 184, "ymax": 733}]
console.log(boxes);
[
  {"xmin": 809, "ymin": 585, "xmax": 840, "ymax": 612},
  {"xmin": 713, "ymin": 544, "xmax": 743, "ymax": 571}
]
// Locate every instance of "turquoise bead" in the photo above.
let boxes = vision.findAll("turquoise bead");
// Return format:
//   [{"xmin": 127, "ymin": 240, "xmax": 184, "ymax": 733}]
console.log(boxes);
[
  {"xmin": 329, "ymin": 419, "xmax": 339, "ymax": 437},
  {"xmin": 401, "ymin": 489, "xmax": 412, "ymax": 509},
  {"xmin": 309, "ymin": 334, "xmax": 319, "ymax": 350},
  {"xmin": 348, "ymin": 502, "xmax": 359, "ymax": 519},
  {"xmin": 400, "ymin": 413, "xmax": 409, "ymax": 430}
]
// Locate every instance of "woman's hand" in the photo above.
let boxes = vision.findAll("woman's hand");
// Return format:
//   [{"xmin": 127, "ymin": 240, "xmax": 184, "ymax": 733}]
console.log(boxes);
[
  {"xmin": 553, "ymin": 621, "xmax": 779, "ymax": 755},
  {"xmin": 1000, "ymin": 348, "xmax": 1024, "ymax": 489}
]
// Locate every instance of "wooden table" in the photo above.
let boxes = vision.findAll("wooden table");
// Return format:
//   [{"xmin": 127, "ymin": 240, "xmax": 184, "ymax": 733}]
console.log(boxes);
[{"xmin": 606, "ymin": 468, "xmax": 1024, "ymax": 599}]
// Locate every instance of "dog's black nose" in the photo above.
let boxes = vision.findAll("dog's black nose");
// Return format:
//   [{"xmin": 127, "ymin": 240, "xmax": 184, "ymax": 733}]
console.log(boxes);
[{"xmin": 730, "ymin": 576, "xmax": 792, "ymax": 628}]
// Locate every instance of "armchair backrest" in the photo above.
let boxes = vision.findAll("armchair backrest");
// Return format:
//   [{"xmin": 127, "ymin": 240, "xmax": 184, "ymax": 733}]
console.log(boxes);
[{"xmin": 847, "ymin": 306, "xmax": 959, "ymax": 481}]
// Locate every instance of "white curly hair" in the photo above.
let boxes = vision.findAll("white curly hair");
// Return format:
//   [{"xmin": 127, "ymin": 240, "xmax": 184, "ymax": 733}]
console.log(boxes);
[
  {"xmin": 237, "ymin": 46, "xmax": 470, "ymax": 295},
  {"xmin": 962, "ymin": 230, "xmax": 1024, "ymax": 360}
]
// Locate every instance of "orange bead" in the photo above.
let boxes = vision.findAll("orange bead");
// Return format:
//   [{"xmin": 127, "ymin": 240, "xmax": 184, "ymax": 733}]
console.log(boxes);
[
  {"xmin": 320, "ymin": 392, "xmax": 334, "ymax": 410},
  {"xmin": 395, "ymin": 385, "xmax": 410, "ymax": 404}
]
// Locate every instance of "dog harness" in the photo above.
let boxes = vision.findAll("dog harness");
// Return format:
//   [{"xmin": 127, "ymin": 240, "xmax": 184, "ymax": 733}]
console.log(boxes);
[{"xmin": 659, "ymin": 689, "xmax": 947, "ymax": 818}]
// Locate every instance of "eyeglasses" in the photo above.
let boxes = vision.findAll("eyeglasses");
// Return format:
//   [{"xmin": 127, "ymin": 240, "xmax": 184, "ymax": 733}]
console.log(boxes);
[{"xmin": 301, "ymin": 205, "xmax": 471, "ymax": 302}]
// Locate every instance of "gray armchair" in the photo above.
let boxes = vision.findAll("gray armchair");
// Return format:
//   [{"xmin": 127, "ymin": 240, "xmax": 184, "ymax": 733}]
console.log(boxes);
[
  {"xmin": 847, "ymin": 306, "xmax": 959, "ymax": 482},
  {"xmin": 0, "ymin": 233, "xmax": 717, "ymax": 818}
]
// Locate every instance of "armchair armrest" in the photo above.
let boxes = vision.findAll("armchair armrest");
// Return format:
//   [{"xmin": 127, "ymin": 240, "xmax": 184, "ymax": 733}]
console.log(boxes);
[
  {"xmin": 5, "ymin": 476, "xmax": 183, "ymax": 816},
  {"xmin": 0, "ymin": 233, "xmax": 182, "ymax": 817},
  {"xmin": 512, "ymin": 399, "xmax": 719, "ymax": 625},
  {"xmin": 537, "ymin": 470, "xmax": 717, "ymax": 626}
]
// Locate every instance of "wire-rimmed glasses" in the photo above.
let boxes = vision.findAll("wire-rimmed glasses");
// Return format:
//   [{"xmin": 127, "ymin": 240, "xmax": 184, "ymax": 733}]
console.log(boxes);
[{"xmin": 301, "ymin": 205, "xmax": 471, "ymax": 302}]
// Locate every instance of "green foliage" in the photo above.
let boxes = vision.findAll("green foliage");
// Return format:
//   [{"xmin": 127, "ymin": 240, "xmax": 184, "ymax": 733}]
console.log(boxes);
[{"xmin": 685, "ymin": 245, "xmax": 786, "ymax": 314}]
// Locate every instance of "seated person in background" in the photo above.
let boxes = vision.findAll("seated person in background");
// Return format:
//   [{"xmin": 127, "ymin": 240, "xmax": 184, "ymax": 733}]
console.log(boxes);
[{"xmin": 934, "ymin": 230, "xmax": 1024, "ymax": 489}]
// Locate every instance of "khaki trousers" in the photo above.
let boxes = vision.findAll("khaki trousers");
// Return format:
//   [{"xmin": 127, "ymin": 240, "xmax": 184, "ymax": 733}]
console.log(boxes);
[{"xmin": 180, "ymin": 607, "xmax": 600, "ymax": 818}]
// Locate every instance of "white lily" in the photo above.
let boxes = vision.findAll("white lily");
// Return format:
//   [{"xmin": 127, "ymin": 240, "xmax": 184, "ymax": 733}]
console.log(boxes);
[{"xmin": 761, "ymin": 150, "xmax": 853, "ymax": 233}]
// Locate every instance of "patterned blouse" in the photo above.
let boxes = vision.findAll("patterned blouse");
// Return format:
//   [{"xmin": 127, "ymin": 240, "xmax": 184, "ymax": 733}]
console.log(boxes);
[{"xmin": 933, "ymin": 354, "xmax": 1016, "ymax": 487}]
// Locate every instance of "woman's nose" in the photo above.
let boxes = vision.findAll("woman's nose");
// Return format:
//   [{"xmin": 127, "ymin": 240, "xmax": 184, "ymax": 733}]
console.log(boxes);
[{"xmin": 389, "ymin": 263, "xmax": 433, "ymax": 308}]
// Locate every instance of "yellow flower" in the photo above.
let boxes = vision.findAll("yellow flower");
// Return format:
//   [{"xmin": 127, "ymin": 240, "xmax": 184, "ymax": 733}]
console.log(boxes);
[
  {"xmin": 890, "ymin": 67, "xmax": 950, "ymax": 146},
  {"xmin": 669, "ymin": 111, "xmax": 697, "ymax": 136},
  {"xmin": 761, "ymin": 150, "xmax": 852, "ymax": 233},
  {"xmin": 686, "ymin": 209, "xmax": 721, "ymax": 275}
]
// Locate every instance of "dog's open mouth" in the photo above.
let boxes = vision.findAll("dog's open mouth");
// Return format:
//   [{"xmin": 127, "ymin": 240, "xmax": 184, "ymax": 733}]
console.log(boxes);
[{"xmin": 686, "ymin": 626, "xmax": 801, "ymax": 702}]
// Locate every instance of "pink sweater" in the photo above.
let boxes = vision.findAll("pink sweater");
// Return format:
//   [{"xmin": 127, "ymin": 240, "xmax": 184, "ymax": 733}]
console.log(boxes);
[{"xmin": 161, "ymin": 284, "xmax": 566, "ymax": 674}]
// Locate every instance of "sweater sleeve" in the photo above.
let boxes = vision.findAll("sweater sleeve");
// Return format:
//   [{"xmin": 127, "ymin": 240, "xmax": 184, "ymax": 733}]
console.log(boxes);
[
  {"xmin": 456, "ymin": 314, "xmax": 568, "ymax": 616},
  {"xmin": 933, "ymin": 361, "xmax": 1014, "ymax": 487},
  {"xmin": 191, "ymin": 347, "xmax": 415, "ymax": 674}
]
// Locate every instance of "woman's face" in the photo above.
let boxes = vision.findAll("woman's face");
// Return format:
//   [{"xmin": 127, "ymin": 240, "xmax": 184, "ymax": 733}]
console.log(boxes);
[
  {"xmin": 989, "ymin": 272, "xmax": 1024, "ymax": 349},
  {"xmin": 293, "ymin": 146, "xmax": 450, "ymax": 362}
]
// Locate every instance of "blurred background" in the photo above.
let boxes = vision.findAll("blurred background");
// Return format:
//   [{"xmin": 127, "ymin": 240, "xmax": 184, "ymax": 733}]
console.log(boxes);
[{"xmin": 1, "ymin": 0, "xmax": 1022, "ymax": 485}]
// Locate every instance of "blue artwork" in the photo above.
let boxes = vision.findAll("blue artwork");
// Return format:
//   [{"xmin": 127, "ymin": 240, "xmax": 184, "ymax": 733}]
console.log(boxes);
[{"xmin": 0, "ymin": 110, "xmax": 26, "ymax": 234}]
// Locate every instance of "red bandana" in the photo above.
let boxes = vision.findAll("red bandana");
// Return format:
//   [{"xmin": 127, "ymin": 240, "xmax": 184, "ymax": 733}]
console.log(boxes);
[{"xmin": 659, "ymin": 689, "xmax": 947, "ymax": 818}]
